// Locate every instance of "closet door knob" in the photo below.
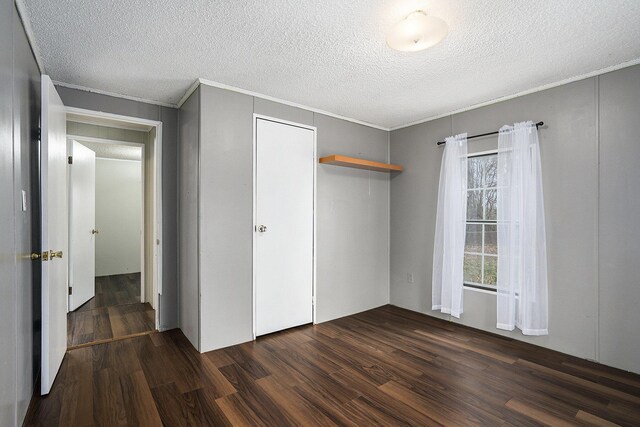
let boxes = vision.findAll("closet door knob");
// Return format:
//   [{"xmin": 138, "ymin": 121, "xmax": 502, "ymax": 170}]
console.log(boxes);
[{"xmin": 258, "ymin": 225, "xmax": 267, "ymax": 233}]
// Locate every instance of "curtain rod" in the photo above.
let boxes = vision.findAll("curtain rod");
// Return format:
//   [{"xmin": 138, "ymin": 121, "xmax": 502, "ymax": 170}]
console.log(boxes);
[{"xmin": 436, "ymin": 121, "xmax": 544, "ymax": 145}]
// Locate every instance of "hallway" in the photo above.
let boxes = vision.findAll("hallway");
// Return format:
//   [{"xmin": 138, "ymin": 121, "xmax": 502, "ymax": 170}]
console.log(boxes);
[{"xmin": 67, "ymin": 273, "xmax": 155, "ymax": 348}]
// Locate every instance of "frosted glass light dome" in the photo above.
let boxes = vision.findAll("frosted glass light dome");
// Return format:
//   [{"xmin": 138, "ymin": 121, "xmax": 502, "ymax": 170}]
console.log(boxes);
[{"xmin": 386, "ymin": 10, "xmax": 448, "ymax": 52}]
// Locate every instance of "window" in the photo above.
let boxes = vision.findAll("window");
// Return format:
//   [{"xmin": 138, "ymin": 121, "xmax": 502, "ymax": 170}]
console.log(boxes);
[{"xmin": 464, "ymin": 152, "xmax": 498, "ymax": 291}]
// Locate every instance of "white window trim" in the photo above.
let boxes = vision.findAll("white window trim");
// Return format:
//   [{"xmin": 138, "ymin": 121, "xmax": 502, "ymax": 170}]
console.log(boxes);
[{"xmin": 464, "ymin": 149, "xmax": 499, "ymax": 293}]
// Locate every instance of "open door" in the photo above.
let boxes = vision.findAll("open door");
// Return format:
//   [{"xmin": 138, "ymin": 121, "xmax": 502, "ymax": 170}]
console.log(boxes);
[
  {"xmin": 40, "ymin": 75, "xmax": 68, "ymax": 395},
  {"xmin": 68, "ymin": 140, "xmax": 96, "ymax": 311}
]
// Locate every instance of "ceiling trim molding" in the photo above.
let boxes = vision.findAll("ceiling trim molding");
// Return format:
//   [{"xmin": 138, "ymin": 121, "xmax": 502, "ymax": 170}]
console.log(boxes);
[
  {"xmin": 390, "ymin": 57, "xmax": 640, "ymax": 131},
  {"xmin": 194, "ymin": 78, "xmax": 391, "ymax": 131},
  {"xmin": 177, "ymin": 79, "xmax": 201, "ymax": 108},
  {"xmin": 14, "ymin": 0, "xmax": 45, "ymax": 74},
  {"xmin": 53, "ymin": 80, "xmax": 177, "ymax": 108}
]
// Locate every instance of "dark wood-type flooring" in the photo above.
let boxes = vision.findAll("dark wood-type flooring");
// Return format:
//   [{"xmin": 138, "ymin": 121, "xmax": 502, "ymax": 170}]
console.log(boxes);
[
  {"xmin": 76, "ymin": 273, "xmax": 142, "ymax": 311},
  {"xmin": 29, "ymin": 305, "xmax": 640, "ymax": 426},
  {"xmin": 67, "ymin": 273, "xmax": 155, "ymax": 348}
]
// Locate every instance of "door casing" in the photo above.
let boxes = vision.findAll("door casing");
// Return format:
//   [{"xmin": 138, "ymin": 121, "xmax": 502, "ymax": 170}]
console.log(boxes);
[
  {"xmin": 63, "ymin": 107, "xmax": 163, "ymax": 331},
  {"xmin": 252, "ymin": 114, "xmax": 317, "ymax": 339}
]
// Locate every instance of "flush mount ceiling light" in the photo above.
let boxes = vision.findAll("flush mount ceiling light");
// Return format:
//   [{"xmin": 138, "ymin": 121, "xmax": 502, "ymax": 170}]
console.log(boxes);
[{"xmin": 386, "ymin": 10, "xmax": 448, "ymax": 52}]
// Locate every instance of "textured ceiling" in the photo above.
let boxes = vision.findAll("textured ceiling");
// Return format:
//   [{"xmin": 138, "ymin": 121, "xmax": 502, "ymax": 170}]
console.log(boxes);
[
  {"xmin": 76, "ymin": 140, "xmax": 142, "ymax": 161},
  {"xmin": 21, "ymin": 0, "xmax": 640, "ymax": 129}
]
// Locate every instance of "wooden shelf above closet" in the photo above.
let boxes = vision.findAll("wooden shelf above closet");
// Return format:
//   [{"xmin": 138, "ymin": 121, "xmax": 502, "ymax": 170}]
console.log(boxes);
[{"xmin": 319, "ymin": 155, "xmax": 403, "ymax": 173}]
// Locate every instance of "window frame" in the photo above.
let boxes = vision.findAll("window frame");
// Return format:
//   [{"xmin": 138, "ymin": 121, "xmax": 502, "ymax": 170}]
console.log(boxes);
[{"xmin": 464, "ymin": 149, "xmax": 499, "ymax": 293}]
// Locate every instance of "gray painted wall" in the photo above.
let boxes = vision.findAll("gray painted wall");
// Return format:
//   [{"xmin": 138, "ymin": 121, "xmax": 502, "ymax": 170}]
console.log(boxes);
[
  {"xmin": 390, "ymin": 65, "xmax": 640, "ymax": 374},
  {"xmin": 179, "ymin": 85, "xmax": 390, "ymax": 352},
  {"xmin": 0, "ymin": 3, "xmax": 41, "ymax": 426},
  {"xmin": 13, "ymin": 6, "xmax": 41, "ymax": 422},
  {"xmin": 178, "ymin": 87, "xmax": 200, "ymax": 349},
  {"xmin": 315, "ymin": 113, "xmax": 390, "ymax": 323},
  {"xmin": 198, "ymin": 85, "xmax": 254, "ymax": 352},
  {"xmin": 598, "ymin": 65, "xmax": 640, "ymax": 374},
  {"xmin": 0, "ymin": 0, "xmax": 17, "ymax": 424},
  {"xmin": 56, "ymin": 86, "xmax": 179, "ymax": 331}
]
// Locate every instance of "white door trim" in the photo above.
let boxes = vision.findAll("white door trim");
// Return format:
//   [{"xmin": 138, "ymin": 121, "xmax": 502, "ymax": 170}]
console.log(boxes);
[
  {"xmin": 66, "ymin": 137, "xmax": 146, "ymax": 310},
  {"xmin": 252, "ymin": 114, "xmax": 317, "ymax": 340},
  {"xmin": 64, "ymin": 106, "xmax": 163, "ymax": 331}
]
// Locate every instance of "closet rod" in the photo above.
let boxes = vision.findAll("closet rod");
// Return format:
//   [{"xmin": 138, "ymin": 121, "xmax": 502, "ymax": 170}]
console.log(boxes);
[{"xmin": 436, "ymin": 121, "xmax": 544, "ymax": 145}]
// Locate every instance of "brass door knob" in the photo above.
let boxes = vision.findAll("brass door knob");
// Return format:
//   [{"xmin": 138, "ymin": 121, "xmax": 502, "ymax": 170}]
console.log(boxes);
[
  {"xmin": 50, "ymin": 250, "xmax": 63, "ymax": 259},
  {"xmin": 30, "ymin": 252, "xmax": 41, "ymax": 260}
]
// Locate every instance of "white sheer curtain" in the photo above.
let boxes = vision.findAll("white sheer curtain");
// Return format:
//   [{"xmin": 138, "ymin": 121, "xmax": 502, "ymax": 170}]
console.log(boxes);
[
  {"xmin": 497, "ymin": 121, "xmax": 548, "ymax": 335},
  {"xmin": 432, "ymin": 133, "xmax": 467, "ymax": 318}
]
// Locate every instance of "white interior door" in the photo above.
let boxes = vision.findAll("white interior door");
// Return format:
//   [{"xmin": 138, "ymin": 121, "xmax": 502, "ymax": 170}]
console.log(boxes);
[
  {"xmin": 255, "ymin": 118, "xmax": 314, "ymax": 336},
  {"xmin": 68, "ymin": 140, "xmax": 96, "ymax": 311},
  {"xmin": 41, "ymin": 76, "xmax": 68, "ymax": 395}
]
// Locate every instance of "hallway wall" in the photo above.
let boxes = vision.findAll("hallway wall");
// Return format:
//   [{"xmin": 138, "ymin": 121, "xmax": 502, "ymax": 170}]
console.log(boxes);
[{"xmin": 95, "ymin": 158, "xmax": 142, "ymax": 276}]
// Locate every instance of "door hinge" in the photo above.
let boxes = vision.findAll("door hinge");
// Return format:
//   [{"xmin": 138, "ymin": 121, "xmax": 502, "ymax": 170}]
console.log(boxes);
[
  {"xmin": 68, "ymin": 286, "xmax": 72, "ymax": 295},
  {"xmin": 68, "ymin": 156, "xmax": 73, "ymax": 165}
]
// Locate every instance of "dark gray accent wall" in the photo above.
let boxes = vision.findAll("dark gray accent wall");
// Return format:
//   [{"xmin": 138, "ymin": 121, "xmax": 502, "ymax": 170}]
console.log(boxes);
[
  {"xmin": 13, "ymin": 5, "xmax": 41, "ymax": 422},
  {"xmin": 57, "ymin": 86, "xmax": 179, "ymax": 331},
  {"xmin": 1, "ymin": 2, "xmax": 42, "ymax": 426},
  {"xmin": 390, "ymin": 64, "xmax": 640, "ymax": 374},
  {"xmin": 159, "ymin": 104, "xmax": 178, "ymax": 330},
  {"xmin": 0, "ymin": 0, "xmax": 17, "ymax": 424},
  {"xmin": 179, "ymin": 85, "xmax": 390, "ymax": 352}
]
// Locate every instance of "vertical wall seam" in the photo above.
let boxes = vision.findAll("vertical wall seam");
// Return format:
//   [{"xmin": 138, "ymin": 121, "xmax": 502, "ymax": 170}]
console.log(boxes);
[
  {"xmin": 448, "ymin": 115, "xmax": 453, "ymax": 322},
  {"xmin": 595, "ymin": 76, "xmax": 600, "ymax": 362},
  {"xmin": 197, "ymin": 86, "xmax": 202, "ymax": 351},
  {"xmin": 175, "ymin": 106, "xmax": 180, "ymax": 334},
  {"xmin": 158, "ymin": 107, "xmax": 163, "ymax": 330},
  {"xmin": 387, "ymin": 129, "xmax": 391, "ymax": 305}
]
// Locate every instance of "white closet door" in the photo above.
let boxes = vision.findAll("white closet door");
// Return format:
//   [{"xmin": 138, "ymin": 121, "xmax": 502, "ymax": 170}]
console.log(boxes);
[
  {"xmin": 255, "ymin": 118, "xmax": 314, "ymax": 336},
  {"xmin": 68, "ymin": 140, "xmax": 96, "ymax": 311}
]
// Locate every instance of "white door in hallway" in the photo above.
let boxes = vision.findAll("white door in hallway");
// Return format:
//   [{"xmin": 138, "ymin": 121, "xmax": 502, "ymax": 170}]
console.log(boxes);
[
  {"xmin": 254, "ymin": 117, "xmax": 315, "ymax": 336},
  {"xmin": 68, "ymin": 140, "xmax": 96, "ymax": 311},
  {"xmin": 40, "ymin": 76, "xmax": 68, "ymax": 395}
]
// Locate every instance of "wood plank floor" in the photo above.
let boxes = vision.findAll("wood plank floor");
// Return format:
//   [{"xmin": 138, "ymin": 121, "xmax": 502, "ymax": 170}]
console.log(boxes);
[
  {"xmin": 28, "ymin": 305, "xmax": 640, "ymax": 426},
  {"xmin": 67, "ymin": 273, "xmax": 155, "ymax": 348},
  {"xmin": 76, "ymin": 273, "xmax": 142, "ymax": 312}
]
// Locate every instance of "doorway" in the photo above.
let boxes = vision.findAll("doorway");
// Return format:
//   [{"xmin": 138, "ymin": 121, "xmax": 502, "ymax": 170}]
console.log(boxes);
[
  {"xmin": 66, "ymin": 125, "xmax": 154, "ymax": 348},
  {"xmin": 39, "ymin": 76, "xmax": 163, "ymax": 394},
  {"xmin": 253, "ymin": 116, "xmax": 316, "ymax": 337}
]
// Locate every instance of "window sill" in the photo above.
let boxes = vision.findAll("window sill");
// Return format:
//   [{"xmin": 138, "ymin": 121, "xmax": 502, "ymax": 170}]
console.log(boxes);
[{"xmin": 463, "ymin": 284, "xmax": 497, "ymax": 295}]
